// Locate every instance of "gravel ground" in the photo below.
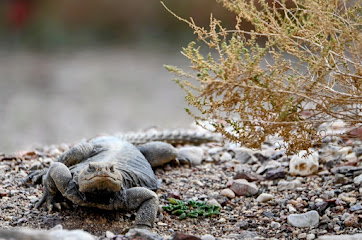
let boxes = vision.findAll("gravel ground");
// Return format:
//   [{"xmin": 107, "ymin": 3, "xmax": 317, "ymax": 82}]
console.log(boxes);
[{"xmin": 0, "ymin": 125, "xmax": 361, "ymax": 239}]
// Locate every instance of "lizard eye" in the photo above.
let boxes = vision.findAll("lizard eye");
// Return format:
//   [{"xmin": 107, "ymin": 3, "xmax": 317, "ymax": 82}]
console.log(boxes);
[{"xmin": 110, "ymin": 165, "xmax": 115, "ymax": 172}]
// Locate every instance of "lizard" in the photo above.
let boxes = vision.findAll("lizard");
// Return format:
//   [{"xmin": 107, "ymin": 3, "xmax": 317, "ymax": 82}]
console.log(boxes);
[{"xmin": 26, "ymin": 130, "xmax": 220, "ymax": 230}]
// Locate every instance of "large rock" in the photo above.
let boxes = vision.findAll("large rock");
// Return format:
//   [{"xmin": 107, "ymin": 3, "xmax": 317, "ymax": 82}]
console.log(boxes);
[
  {"xmin": 289, "ymin": 150, "xmax": 319, "ymax": 176},
  {"xmin": 287, "ymin": 210, "xmax": 320, "ymax": 228},
  {"xmin": 0, "ymin": 225, "xmax": 95, "ymax": 240},
  {"xmin": 318, "ymin": 233, "xmax": 362, "ymax": 240},
  {"xmin": 230, "ymin": 179, "xmax": 259, "ymax": 196}
]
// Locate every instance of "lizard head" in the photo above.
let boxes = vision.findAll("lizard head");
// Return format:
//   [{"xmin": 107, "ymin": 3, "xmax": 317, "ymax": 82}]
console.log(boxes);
[{"xmin": 78, "ymin": 162, "xmax": 123, "ymax": 193}]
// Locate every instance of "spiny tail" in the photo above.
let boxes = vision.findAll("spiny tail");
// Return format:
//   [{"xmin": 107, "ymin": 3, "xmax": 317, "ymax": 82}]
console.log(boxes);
[{"xmin": 116, "ymin": 129, "xmax": 222, "ymax": 145}]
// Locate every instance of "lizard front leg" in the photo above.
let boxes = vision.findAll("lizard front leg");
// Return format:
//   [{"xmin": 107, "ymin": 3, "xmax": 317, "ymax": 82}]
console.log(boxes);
[
  {"xmin": 36, "ymin": 162, "xmax": 72, "ymax": 211},
  {"xmin": 123, "ymin": 187, "xmax": 159, "ymax": 229}
]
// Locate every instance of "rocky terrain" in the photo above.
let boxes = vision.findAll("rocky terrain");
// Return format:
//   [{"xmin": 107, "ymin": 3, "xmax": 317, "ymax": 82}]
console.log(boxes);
[{"xmin": 0, "ymin": 122, "xmax": 361, "ymax": 239}]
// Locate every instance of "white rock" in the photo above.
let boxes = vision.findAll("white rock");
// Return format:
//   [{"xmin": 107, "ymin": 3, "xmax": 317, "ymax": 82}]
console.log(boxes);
[
  {"xmin": 201, "ymin": 234, "xmax": 215, "ymax": 240},
  {"xmin": 353, "ymin": 174, "xmax": 362, "ymax": 186},
  {"xmin": 318, "ymin": 233, "xmax": 362, "ymax": 240},
  {"xmin": 345, "ymin": 152, "xmax": 357, "ymax": 161},
  {"xmin": 277, "ymin": 179, "xmax": 302, "ymax": 191},
  {"xmin": 289, "ymin": 150, "xmax": 319, "ymax": 176},
  {"xmin": 105, "ymin": 231, "xmax": 115, "ymax": 238},
  {"xmin": 178, "ymin": 146, "xmax": 204, "ymax": 165},
  {"xmin": 256, "ymin": 193, "xmax": 273, "ymax": 203},
  {"xmin": 220, "ymin": 152, "xmax": 232, "ymax": 161},
  {"xmin": 307, "ymin": 233, "xmax": 315, "ymax": 240},
  {"xmin": 287, "ymin": 210, "xmax": 319, "ymax": 228},
  {"xmin": 270, "ymin": 221, "xmax": 281, "ymax": 229},
  {"xmin": 220, "ymin": 189, "xmax": 235, "ymax": 199}
]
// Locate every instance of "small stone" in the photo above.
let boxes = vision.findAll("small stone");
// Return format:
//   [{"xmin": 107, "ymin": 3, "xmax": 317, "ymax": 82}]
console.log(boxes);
[
  {"xmin": 220, "ymin": 189, "xmax": 235, "ymax": 199},
  {"xmin": 345, "ymin": 152, "xmax": 357, "ymax": 161},
  {"xmin": 334, "ymin": 174, "xmax": 349, "ymax": 184},
  {"xmin": 354, "ymin": 147, "xmax": 362, "ymax": 157},
  {"xmin": 277, "ymin": 179, "xmax": 302, "ymax": 191},
  {"xmin": 287, "ymin": 210, "xmax": 320, "ymax": 228},
  {"xmin": 233, "ymin": 149, "xmax": 254, "ymax": 164},
  {"xmin": 206, "ymin": 199, "xmax": 222, "ymax": 208},
  {"xmin": 350, "ymin": 203, "xmax": 362, "ymax": 211},
  {"xmin": 265, "ymin": 167, "xmax": 286, "ymax": 180},
  {"xmin": 353, "ymin": 174, "xmax": 362, "ymax": 186},
  {"xmin": 234, "ymin": 171, "xmax": 264, "ymax": 182},
  {"xmin": 321, "ymin": 190, "xmax": 335, "ymax": 200},
  {"xmin": 105, "ymin": 231, "xmax": 115, "ymax": 238},
  {"xmin": 178, "ymin": 147, "xmax": 204, "ymax": 166},
  {"xmin": 343, "ymin": 215, "xmax": 360, "ymax": 227},
  {"xmin": 298, "ymin": 233, "xmax": 307, "ymax": 239},
  {"xmin": 168, "ymin": 190, "xmax": 181, "ymax": 200},
  {"xmin": 220, "ymin": 152, "xmax": 232, "ymax": 161},
  {"xmin": 218, "ymin": 217, "xmax": 226, "ymax": 223},
  {"xmin": 172, "ymin": 233, "xmax": 201, "ymax": 240},
  {"xmin": 157, "ymin": 222, "xmax": 168, "ymax": 226},
  {"xmin": 256, "ymin": 193, "xmax": 273, "ymax": 203},
  {"xmin": 194, "ymin": 180, "xmax": 204, "ymax": 187},
  {"xmin": 306, "ymin": 234, "xmax": 315, "ymax": 240},
  {"xmin": 230, "ymin": 179, "xmax": 259, "ymax": 196},
  {"xmin": 126, "ymin": 228, "xmax": 163, "ymax": 240},
  {"xmin": 201, "ymin": 235, "xmax": 215, "ymax": 240},
  {"xmin": 339, "ymin": 194, "xmax": 357, "ymax": 204},
  {"xmin": 236, "ymin": 221, "xmax": 249, "ymax": 229},
  {"xmin": 315, "ymin": 201, "xmax": 329, "ymax": 215},
  {"xmin": 270, "ymin": 221, "xmax": 281, "ymax": 229}
]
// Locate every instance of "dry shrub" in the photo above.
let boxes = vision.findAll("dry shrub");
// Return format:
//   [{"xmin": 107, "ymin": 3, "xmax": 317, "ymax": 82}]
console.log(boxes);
[{"xmin": 163, "ymin": 0, "xmax": 361, "ymax": 154}]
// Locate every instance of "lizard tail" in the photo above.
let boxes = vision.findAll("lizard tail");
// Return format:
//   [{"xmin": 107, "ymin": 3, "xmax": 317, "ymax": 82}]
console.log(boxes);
[{"xmin": 116, "ymin": 129, "xmax": 222, "ymax": 145}]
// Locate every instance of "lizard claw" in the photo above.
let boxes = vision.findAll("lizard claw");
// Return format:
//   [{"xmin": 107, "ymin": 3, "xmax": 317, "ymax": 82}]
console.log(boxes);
[
  {"xmin": 23, "ymin": 169, "xmax": 48, "ymax": 185},
  {"xmin": 35, "ymin": 191, "xmax": 63, "ymax": 212}
]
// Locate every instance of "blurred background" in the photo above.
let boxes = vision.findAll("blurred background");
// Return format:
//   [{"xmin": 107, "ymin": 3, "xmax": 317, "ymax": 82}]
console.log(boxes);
[{"xmin": 0, "ymin": 0, "xmax": 238, "ymax": 153}]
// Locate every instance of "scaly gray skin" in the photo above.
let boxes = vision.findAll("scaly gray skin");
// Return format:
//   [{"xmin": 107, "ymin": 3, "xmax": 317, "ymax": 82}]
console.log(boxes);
[
  {"xmin": 34, "ymin": 136, "xmax": 178, "ymax": 229},
  {"xmin": 27, "ymin": 131, "xmax": 221, "ymax": 229}
]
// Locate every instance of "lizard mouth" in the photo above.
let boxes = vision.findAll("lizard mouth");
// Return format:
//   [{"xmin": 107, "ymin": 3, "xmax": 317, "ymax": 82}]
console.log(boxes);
[{"xmin": 88, "ymin": 175, "xmax": 118, "ymax": 181}]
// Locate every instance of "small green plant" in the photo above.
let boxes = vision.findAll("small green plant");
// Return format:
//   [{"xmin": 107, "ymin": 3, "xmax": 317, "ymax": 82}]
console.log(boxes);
[
  {"xmin": 162, "ymin": 198, "xmax": 220, "ymax": 219},
  {"xmin": 162, "ymin": 0, "xmax": 361, "ymax": 154}
]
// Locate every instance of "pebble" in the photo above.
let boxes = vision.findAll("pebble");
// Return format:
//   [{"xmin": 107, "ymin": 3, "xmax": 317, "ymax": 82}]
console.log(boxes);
[
  {"xmin": 230, "ymin": 179, "xmax": 259, "ymax": 196},
  {"xmin": 234, "ymin": 171, "xmax": 264, "ymax": 182},
  {"xmin": 270, "ymin": 221, "xmax": 280, "ymax": 229},
  {"xmin": 353, "ymin": 174, "xmax": 362, "ymax": 186},
  {"xmin": 277, "ymin": 179, "xmax": 302, "ymax": 191},
  {"xmin": 306, "ymin": 234, "xmax": 315, "ymax": 240},
  {"xmin": 298, "ymin": 233, "xmax": 307, "ymax": 239},
  {"xmin": 218, "ymin": 218, "xmax": 226, "ymax": 223},
  {"xmin": 178, "ymin": 147, "xmax": 204, "ymax": 166},
  {"xmin": 349, "ymin": 203, "xmax": 362, "ymax": 211},
  {"xmin": 206, "ymin": 199, "xmax": 221, "ymax": 208},
  {"xmin": 264, "ymin": 167, "xmax": 286, "ymax": 180},
  {"xmin": 287, "ymin": 210, "xmax": 320, "ymax": 228},
  {"xmin": 256, "ymin": 193, "xmax": 273, "ymax": 203},
  {"xmin": 343, "ymin": 215, "xmax": 359, "ymax": 227},
  {"xmin": 220, "ymin": 189, "xmax": 235, "ymax": 199},
  {"xmin": 105, "ymin": 231, "xmax": 115, "ymax": 238},
  {"xmin": 220, "ymin": 152, "xmax": 232, "ymax": 161},
  {"xmin": 201, "ymin": 234, "xmax": 215, "ymax": 240},
  {"xmin": 339, "ymin": 194, "xmax": 357, "ymax": 204}
]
